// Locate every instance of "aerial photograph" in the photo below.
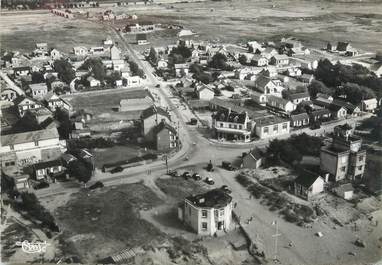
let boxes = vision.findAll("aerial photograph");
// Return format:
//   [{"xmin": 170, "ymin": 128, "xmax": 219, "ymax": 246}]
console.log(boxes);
[{"xmin": 0, "ymin": 0, "xmax": 381, "ymax": 264}]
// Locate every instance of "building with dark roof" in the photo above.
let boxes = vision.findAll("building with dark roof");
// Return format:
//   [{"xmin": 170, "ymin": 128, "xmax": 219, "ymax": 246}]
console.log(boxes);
[
  {"xmin": 179, "ymin": 189, "xmax": 233, "ymax": 235},
  {"xmin": 154, "ymin": 121, "xmax": 178, "ymax": 151},
  {"xmin": 254, "ymin": 115, "xmax": 290, "ymax": 139},
  {"xmin": 288, "ymin": 92, "xmax": 310, "ymax": 105},
  {"xmin": 294, "ymin": 171, "xmax": 325, "ymax": 200},
  {"xmin": 290, "ymin": 113, "xmax": 310, "ymax": 127},
  {"xmin": 141, "ymin": 105, "xmax": 171, "ymax": 142},
  {"xmin": 242, "ymin": 147, "xmax": 264, "ymax": 169}
]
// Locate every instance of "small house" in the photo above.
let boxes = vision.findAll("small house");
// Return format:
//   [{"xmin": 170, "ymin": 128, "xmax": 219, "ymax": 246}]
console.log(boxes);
[
  {"xmin": 87, "ymin": 76, "xmax": 101, "ymax": 87},
  {"xmin": 294, "ymin": 172, "xmax": 325, "ymax": 200},
  {"xmin": 32, "ymin": 159, "xmax": 65, "ymax": 180},
  {"xmin": 29, "ymin": 83, "xmax": 48, "ymax": 100},
  {"xmin": 267, "ymin": 95, "xmax": 296, "ymax": 113},
  {"xmin": 196, "ymin": 84, "xmax": 215, "ymax": 100},
  {"xmin": 288, "ymin": 92, "xmax": 310, "ymax": 105},
  {"xmin": 361, "ymin": 98, "xmax": 377, "ymax": 112},
  {"xmin": 174, "ymin": 63, "xmax": 189, "ymax": 77},
  {"xmin": 73, "ymin": 46, "xmax": 88, "ymax": 56},
  {"xmin": 136, "ymin": 34, "xmax": 148, "ymax": 45},
  {"xmin": 157, "ymin": 59, "xmax": 168, "ymax": 69},
  {"xmin": 290, "ymin": 113, "xmax": 310, "ymax": 127},
  {"xmin": 270, "ymin": 54, "xmax": 289, "ymax": 67},
  {"xmin": 242, "ymin": 148, "xmax": 263, "ymax": 169},
  {"xmin": 251, "ymin": 54, "xmax": 269, "ymax": 67},
  {"xmin": 334, "ymin": 183, "xmax": 354, "ymax": 200}
]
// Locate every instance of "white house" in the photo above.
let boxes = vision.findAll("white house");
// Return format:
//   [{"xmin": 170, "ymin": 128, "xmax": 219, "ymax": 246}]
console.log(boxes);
[
  {"xmin": 174, "ymin": 63, "xmax": 189, "ymax": 77},
  {"xmin": 44, "ymin": 91, "xmax": 72, "ymax": 112},
  {"xmin": 196, "ymin": 84, "xmax": 215, "ymax": 100},
  {"xmin": 361, "ymin": 98, "xmax": 377, "ymax": 112},
  {"xmin": 73, "ymin": 46, "xmax": 88, "ymax": 56},
  {"xmin": 294, "ymin": 172, "xmax": 325, "ymax": 200},
  {"xmin": 288, "ymin": 92, "xmax": 310, "ymax": 105},
  {"xmin": 87, "ymin": 76, "xmax": 101, "ymax": 87},
  {"xmin": 14, "ymin": 97, "xmax": 43, "ymax": 117},
  {"xmin": 157, "ymin": 59, "xmax": 168, "ymax": 69},
  {"xmin": 29, "ymin": 83, "xmax": 48, "ymax": 100},
  {"xmin": 179, "ymin": 189, "xmax": 233, "ymax": 236},
  {"xmin": 255, "ymin": 116, "xmax": 290, "ymax": 139},
  {"xmin": 125, "ymin": 76, "xmax": 141, "ymax": 87},
  {"xmin": 50, "ymin": 49, "xmax": 61, "ymax": 60},
  {"xmin": 267, "ymin": 95, "xmax": 296, "ymax": 113}
]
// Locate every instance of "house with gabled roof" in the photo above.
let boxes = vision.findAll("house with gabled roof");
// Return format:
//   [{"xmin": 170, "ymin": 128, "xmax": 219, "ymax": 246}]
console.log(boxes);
[
  {"xmin": 154, "ymin": 121, "xmax": 178, "ymax": 151},
  {"xmin": 290, "ymin": 112, "xmax": 310, "ymax": 127},
  {"xmin": 29, "ymin": 83, "xmax": 48, "ymax": 100},
  {"xmin": 196, "ymin": 83, "xmax": 215, "ymax": 100},
  {"xmin": 14, "ymin": 96, "xmax": 44, "ymax": 117},
  {"xmin": 294, "ymin": 171, "xmax": 325, "ymax": 200},
  {"xmin": 270, "ymin": 54, "xmax": 289, "ymax": 67},
  {"xmin": 44, "ymin": 91, "xmax": 72, "ymax": 112},
  {"xmin": 288, "ymin": 92, "xmax": 310, "ymax": 105},
  {"xmin": 267, "ymin": 95, "xmax": 296, "ymax": 113},
  {"xmin": 242, "ymin": 148, "xmax": 264, "ymax": 169},
  {"xmin": 141, "ymin": 105, "xmax": 171, "ymax": 141}
]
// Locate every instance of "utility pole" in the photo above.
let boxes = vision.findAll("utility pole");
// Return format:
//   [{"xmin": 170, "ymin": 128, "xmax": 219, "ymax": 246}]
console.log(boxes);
[
  {"xmin": 272, "ymin": 220, "xmax": 281, "ymax": 262},
  {"xmin": 177, "ymin": 120, "xmax": 180, "ymax": 151}
]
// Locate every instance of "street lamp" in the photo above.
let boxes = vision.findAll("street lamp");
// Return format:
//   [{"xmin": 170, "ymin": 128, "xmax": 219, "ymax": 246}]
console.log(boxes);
[{"xmin": 272, "ymin": 220, "xmax": 281, "ymax": 263}]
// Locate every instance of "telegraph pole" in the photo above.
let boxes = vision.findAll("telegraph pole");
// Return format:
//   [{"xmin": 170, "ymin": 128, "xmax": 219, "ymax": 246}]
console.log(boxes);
[{"xmin": 272, "ymin": 220, "xmax": 281, "ymax": 262}]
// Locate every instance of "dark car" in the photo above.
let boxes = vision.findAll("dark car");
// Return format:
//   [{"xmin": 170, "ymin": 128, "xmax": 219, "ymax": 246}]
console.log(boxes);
[
  {"xmin": 207, "ymin": 160, "xmax": 214, "ymax": 172},
  {"xmin": 110, "ymin": 166, "xmax": 124, "ymax": 174},
  {"xmin": 190, "ymin": 118, "xmax": 198, "ymax": 125},
  {"xmin": 34, "ymin": 181, "xmax": 49, "ymax": 190},
  {"xmin": 183, "ymin": 171, "xmax": 191, "ymax": 179},
  {"xmin": 222, "ymin": 161, "xmax": 235, "ymax": 171},
  {"xmin": 192, "ymin": 173, "xmax": 202, "ymax": 181},
  {"xmin": 168, "ymin": 170, "xmax": 180, "ymax": 177},
  {"xmin": 89, "ymin": 181, "xmax": 104, "ymax": 190},
  {"xmin": 204, "ymin": 177, "xmax": 215, "ymax": 185},
  {"xmin": 155, "ymin": 84, "xmax": 161, "ymax": 88},
  {"xmin": 221, "ymin": 185, "xmax": 232, "ymax": 194}
]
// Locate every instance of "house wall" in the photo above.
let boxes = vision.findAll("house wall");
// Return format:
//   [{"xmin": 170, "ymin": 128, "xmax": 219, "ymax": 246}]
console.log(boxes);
[
  {"xmin": 156, "ymin": 129, "xmax": 177, "ymax": 151},
  {"xmin": 199, "ymin": 89, "xmax": 214, "ymax": 100},
  {"xmin": 320, "ymin": 149, "xmax": 349, "ymax": 181},
  {"xmin": 184, "ymin": 200, "xmax": 232, "ymax": 236},
  {"xmin": 242, "ymin": 155, "xmax": 262, "ymax": 169},
  {"xmin": 255, "ymin": 121, "xmax": 290, "ymax": 139},
  {"xmin": 311, "ymin": 178, "xmax": 324, "ymax": 195},
  {"xmin": 143, "ymin": 114, "xmax": 170, "ymax": 141}
]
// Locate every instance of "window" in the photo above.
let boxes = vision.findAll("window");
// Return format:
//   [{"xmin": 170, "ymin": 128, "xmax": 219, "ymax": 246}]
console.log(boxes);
[
  {"xmin": 263, "ymin": 126, "xmax": 269, "ymax": 134},
  {"xmin": 220, "ymin": 123, "xmax": 223, "ymax": 127},
  {"xmin": 202, "ymin": 222, "xmax": 207, "ymax": 230},
  {"xmin": 10, "ymin": 145, "xmax": 14, "ymax": 150},
  {"xmin": 239, "ymin": 125, "xmax": 242, "ymax": 129},
  {"xmin": 234, "ymin": 125, "xmax": 237, "ymax": 129},
  {"xmin": 282, "ymin": 123, "xmax": 288, "ymax": 130},
  {"xmin": 273, "ymin": 125, "xmax": 278, "ymax": 132},
  {"xmin": 229, "ymin": 124, "xmax": 232, "ymax": 128},
  {"xmin": 219, "ymin": 209, "xmax": 225, "ymax": 216},
  {"xmin": 340, "ymin": 166, "xmax": 346, "ymax": 172},
  {"xmin": 34, "ymin": 141, "xmax": 39, "ymax": 146},
  {"xmin": 358, "ymin": 165, "xmax": 363, "ymax": 171},
  {"xmin": 202, "ymin": 210, "xmax": 207, "ymax": 218},
  {"xmin": 359, "ymin": 155, "xmax": 364, "ymax": 162}
]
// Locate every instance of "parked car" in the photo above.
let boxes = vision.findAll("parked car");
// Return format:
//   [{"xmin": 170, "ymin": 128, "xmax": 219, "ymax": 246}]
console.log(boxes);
[
  {"xmin": 220, "ymin": 185, "xmax": 232, "ymax": 194},
  {"xmin": 168, "ymin": 170, "xmax": 180, "ymax": 177},
  {"xmin": 183, "ymin": 171, "xmax": 191, "ymax": 179},
  {"xmin": 34, "ymin": 181, "xmax": 49, "ymax": 190},
  {"xmin": 204, "ymin": 177, "xmax": 215, "ymax": 185},
  {"xmin": 192, "ymin": 173, "xmax": 202, "ymax": 181},
  {"xmin": 89, "ymin": 181, "xmax": 104, "ymax": 190},
  {"xmin": 190, "ymin": 118, "xmax": 198, "ymax": 125},
  {"xmin": 110, "ymin": 166, "xmax": 124, "ymax": 173},
  {"xmin": 222, "ymin": 161, "xmax": 234, "ymax": 171}
]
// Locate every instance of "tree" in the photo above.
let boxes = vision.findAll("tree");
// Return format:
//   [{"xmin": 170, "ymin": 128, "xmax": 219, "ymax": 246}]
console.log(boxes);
[
  {"xmin": 307, "ymin": 80, "xmax": 332, "ymax": 98},
  {"xmin": 67, "ymin": 160, "xmax": 92, "ymax": 185},
  {"xmin": 54, "ymin": 108, "xmax": 72, "ymax": 139},
  {"xmin": 81, "ymin": 58, "xmax": 106, "ymax": 81},
  {"xmin": 209, "ymin": 53, "xmax": 228, "ymax": 69},
  {"xmin": 53, "ymin": 59, "xmax": 75, "ymax": 84},
  {"xmin": 148, "ymin": 47, "xmax": 158, "ymax": 64},
  {"xmin": 31, "ymin": 72, "xmax": 45, "ymax": 84},
  {"xmin": 106, "ymin": 71, "xmax": 121, "ymax": 86},
  {"xmin": 12, "ymin": 111, "xmax": 41, "ymax": 133},
  {"xmin": 336, "ymin": 82, "xmax": 376, "ymax": 105},
  {"xmin": 128, "ymin": 61, "xmax": 144, "ymax": 77},
  {"xmin": 238, "ymin": 54, "xmax": 247, "ymax": 65},
  {"xmin": 170, "ymin": 44, "xmax": 192, "ymax": 59},
  {"xmin": 194, "ymin": 72, "xmax": 213, "ymax": 84}
]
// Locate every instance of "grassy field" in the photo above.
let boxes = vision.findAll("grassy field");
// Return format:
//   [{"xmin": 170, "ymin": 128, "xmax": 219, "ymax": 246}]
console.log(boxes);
[
  {"xmin": 0, "ymin": 12, "xmax": 111, "ymax": 53},
  {"xmin": 54, "ymin": 182, "xmax": 165, "ymax": 263},
  {"xmin": 155, "ymin": 176, "xmax": 207, "ymax": 201}
]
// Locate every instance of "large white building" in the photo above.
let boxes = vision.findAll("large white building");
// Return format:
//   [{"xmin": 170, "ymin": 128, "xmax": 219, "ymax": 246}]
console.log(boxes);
[{"xmin": 179, "ymin": 189, "xmax": 233, "ymax": 236}]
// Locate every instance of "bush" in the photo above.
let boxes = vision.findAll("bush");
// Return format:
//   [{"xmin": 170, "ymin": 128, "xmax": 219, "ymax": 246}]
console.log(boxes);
[
  {"xmin": 67, "ymin": 137, "xmax": 114, "ymax": 150},
  {"xmin": 236, "ymin": 174, "xmax": 252, "ymax": 187}
]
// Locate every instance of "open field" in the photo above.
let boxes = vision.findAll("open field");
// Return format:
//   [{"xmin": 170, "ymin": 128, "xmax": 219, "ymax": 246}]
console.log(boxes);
[
  {"xmin": 114, "ymin": 0, "xmax": 382, "ymax": 52},
  {"xmin": 0, "ymin": 12, "xmax": 111, "ymax": 53}
]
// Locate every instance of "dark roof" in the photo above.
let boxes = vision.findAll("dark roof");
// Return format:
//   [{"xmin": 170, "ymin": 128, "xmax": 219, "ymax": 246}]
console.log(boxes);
[
  {"xmin": 33, "ymin": 159, "xmax": 62, "ymax": 170},
  {"xmin": 332, "ymin": 99, "xmax": 358, "ymax": 113},
  {"xmin": 154, "ymin": 122, "xmax": 177, "ymax": 135},
  {"xmin": 213, "ymin": 109, "xmax": 247, "ymax": 124},
  {"xmin": 13, "ymin": 66, "xmax": 31, "ymax": 71},
  {"xmin": 186, "ymin": 189, "xmax": 232, "ymax": 208},
  {"xmin": 295, "ymin": 171, "xmax": 322, "ymax": 188},
  {"xmin": 246, "ymin": 148, "xmax": 263, "ymax": 160},
  {"xmin": 310, "ymin": 108, "xmax": 331, "ymax": 116},
  {"xmin": 141, "ymin": 106, "xmax": 170, "ymax": 120},
  {"xmin": 1, "ymin": 128, "xmax": 59, "ymax": 146},
  {"xmin": 288, "ymin": 92, "xmax": 310, "ymax": 100},
  {"xmin": 328, "ymin": 103, "xmax": 345, "ymax": 112},
  {"xmin": 254, "ymin": 115, "xmax": 288, "ymax": 126},
  {"xmin": 290, "ymin": 113, "xmax": 309, "ymax": 122},
  {"xmin": 336, "ymin": 123, "xmax": 353, "ymax": 131},
  {"xmin": 337, "ymin": 42, "xmax": 350, "ymax": 51},
  {"xmin": 136, "ymin": 33, "xmax": 147, "ymax": 41}
]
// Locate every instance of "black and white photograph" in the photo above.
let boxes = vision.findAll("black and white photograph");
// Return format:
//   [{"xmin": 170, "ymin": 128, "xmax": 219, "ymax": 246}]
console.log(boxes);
[{"xmin": 0, "ymin": 0, "xmax": 381, "ymax": 264}]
